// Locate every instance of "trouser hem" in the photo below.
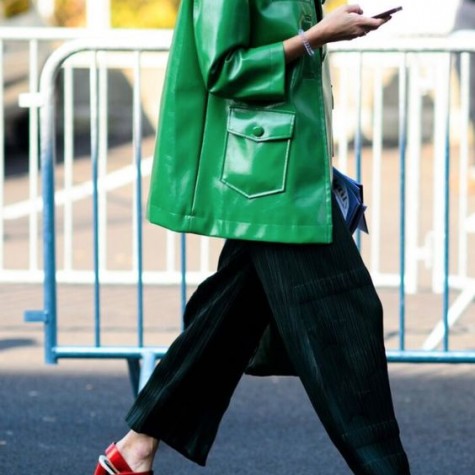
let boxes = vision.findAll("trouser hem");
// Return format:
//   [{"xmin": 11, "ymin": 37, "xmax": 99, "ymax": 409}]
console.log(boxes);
[{"xmin": 126, "ymin": 418, "xmax": 208, "ymax": 466}]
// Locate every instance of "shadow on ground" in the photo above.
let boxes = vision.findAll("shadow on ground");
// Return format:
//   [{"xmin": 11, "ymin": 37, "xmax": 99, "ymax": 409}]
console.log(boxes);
[{"xmin": 0, "ymin": 338, "xmax": 36, "ymax": 352}]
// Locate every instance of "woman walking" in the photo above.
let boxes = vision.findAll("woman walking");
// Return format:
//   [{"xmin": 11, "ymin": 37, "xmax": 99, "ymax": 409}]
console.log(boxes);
[{"xmin": 93, "ymin": 1, "xmax": 410, "ymax": 474}]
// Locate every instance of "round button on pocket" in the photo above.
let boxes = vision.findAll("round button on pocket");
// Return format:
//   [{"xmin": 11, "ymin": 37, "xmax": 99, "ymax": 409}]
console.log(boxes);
[{"xmin": 252, "ymin": 126, "xmax": 265, "ymax": 137}]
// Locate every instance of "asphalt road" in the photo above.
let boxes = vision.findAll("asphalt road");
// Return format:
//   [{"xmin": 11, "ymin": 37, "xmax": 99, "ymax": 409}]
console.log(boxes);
[{"xmin": 1, "ymin": 330, "xmax": 475, "ymax": 475}]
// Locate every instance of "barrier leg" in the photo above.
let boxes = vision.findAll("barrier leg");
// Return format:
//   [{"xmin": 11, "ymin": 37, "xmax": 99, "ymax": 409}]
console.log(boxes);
[
  {"xmin": 126, "ymin": 352, "xmax": 157, "ymax": 396},
  {"xmin": 138, "ymin": 351, "xmax": 156, "ymax": 392},
  {"xmin": 422, "ymin": 286, "xmax": 475, "ymax": 350},
  {"xmin": 127, "ymin": 358, "xmax": 141, "ymax": 396}
]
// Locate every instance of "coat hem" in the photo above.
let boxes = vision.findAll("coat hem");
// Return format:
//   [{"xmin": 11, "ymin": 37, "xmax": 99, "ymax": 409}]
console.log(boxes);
[{"xmin": 148, "ymin": 204, "xmax": 333, "ymax": 244}]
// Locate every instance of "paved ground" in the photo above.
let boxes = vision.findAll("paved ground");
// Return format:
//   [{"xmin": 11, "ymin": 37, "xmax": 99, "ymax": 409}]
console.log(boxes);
[{"xmin": 1, "ymin": 282, "xmax": 475, "ymax": 475}]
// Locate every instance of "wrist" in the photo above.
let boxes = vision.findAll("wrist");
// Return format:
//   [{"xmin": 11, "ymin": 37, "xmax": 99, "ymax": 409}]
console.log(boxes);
[{"xmin": 306, "ymin": 23, "xmax": 327, "ymax": 49}]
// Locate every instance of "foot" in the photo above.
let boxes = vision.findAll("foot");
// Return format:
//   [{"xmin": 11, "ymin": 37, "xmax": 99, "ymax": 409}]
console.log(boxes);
[{"xmin": 114, "ymin": 431, "xmax": 159, "ymax": 473}]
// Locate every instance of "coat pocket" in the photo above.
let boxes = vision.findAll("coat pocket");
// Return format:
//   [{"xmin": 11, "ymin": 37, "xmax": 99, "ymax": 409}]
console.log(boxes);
[{"xmin": 221, "ymin": 107, "xmax": 295, "ymax": 198}]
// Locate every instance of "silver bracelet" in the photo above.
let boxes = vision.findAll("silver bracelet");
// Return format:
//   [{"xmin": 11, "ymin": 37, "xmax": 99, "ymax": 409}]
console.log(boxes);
[{"xmin": 298, "ymin": 28, "xmax": 315, "ymax": 57}]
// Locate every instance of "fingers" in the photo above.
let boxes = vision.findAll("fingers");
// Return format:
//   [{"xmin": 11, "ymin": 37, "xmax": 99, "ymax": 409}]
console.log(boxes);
[
  {"xmin": 365, "ymin": 16, "xmax": 390, "ymax": 31},
  {"xmin": 346, "ymin": 4, "xmax": 364, "ymax": 15},
  {"xmin": 353, "ymin": 17, "xmax": 386, "ymax": 38},
  {"xmin": 315, "ymin": 3, "xmax": 390, "ymax": 44},
  {"xmin": 344, "ymin": 4, "xmax": 392, "ymax": 30}
]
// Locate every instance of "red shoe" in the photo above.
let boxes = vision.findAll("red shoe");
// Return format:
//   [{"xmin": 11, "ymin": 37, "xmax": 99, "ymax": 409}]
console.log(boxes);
[{"xmin": 94, "ymin": 443, "xmax": 153, "ymax": 475}]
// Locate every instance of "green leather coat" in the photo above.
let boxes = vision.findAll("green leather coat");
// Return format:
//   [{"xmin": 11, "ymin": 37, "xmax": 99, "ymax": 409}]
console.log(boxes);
[{"xmin": 147, "ymin": 0, "xmax": 334, "ymax": 244}]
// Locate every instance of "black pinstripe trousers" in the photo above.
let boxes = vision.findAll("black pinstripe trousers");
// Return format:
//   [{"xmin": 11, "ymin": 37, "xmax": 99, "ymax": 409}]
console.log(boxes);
[{"xmin": 126, "ymin": 202, "xmax": 410, "ymax": 474}]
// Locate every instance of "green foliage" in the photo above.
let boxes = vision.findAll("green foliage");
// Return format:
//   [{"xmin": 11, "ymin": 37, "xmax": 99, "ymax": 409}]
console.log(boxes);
[{"xmin": 3, "ymin": 0, "xmax": 31, "ymax": 18}]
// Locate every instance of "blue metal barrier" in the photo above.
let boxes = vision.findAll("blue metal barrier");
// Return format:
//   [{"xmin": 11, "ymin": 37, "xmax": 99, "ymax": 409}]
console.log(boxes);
[
  {"xmin": 24, "ymin": 36, "xmax": 475, "ymax": 396},
  {"xmin": 24, "ymin": 34, "xmax": 177, "ymax": 394}
]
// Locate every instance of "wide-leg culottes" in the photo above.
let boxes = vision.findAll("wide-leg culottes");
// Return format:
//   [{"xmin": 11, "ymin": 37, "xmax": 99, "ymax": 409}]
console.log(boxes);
[{"xmin": 126, "ymin": 203, "xmax": 410, "ymax": 474}]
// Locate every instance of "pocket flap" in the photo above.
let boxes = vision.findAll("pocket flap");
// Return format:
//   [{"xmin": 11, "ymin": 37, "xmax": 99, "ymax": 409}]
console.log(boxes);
[{"xmin": 227, "ymin": 107, "xmax": 295, "ymax": 142}]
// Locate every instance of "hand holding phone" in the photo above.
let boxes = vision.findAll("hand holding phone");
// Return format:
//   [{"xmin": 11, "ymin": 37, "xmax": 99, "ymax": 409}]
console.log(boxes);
[{"xmin": 372, "ymin": 6, "xmax": 403, "ymax": 19}]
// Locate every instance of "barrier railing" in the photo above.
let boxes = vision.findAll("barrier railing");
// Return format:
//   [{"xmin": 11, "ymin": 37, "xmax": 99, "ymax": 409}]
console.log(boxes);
[
  {"xmin": 331, "ymin": 36, "xmax": 475, "ymax": 357},
  {"xmin": 1, "ymin": 28, "xmax": 182, "ymax": 283},
  {"xmin": 12, "ymin": 31, "xmax": 475, "ymax": 392},
  {"xmin": 16, "ymin": 32, "xmax": 185, "ymax": 392}
]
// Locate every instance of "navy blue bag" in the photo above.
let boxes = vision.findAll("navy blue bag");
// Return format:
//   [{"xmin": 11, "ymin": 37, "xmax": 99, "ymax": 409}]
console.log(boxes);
[{"xmin": 332, "ymin": 168, "xmax": 368, "ymax": 235}]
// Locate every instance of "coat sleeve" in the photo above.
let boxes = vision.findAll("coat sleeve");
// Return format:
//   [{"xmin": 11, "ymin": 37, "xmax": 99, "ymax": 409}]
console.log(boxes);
[{"xmin": 193, "ymin": 0, "xmax": 287, "ymax": 101}]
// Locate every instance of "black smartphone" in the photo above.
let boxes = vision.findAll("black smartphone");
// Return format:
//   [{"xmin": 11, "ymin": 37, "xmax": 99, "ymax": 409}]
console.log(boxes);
[{"xmin": 372, "ymin": 6, "xmax": 403, "ymax": 19}]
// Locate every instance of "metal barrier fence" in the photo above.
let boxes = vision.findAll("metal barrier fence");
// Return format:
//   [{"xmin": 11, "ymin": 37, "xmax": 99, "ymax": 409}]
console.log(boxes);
[
  {"xmin": 330, "ymin": 37, "xmax": 475, "ymax": 362},
  {"xmin": 1, "ymin": 27, "xmax": 177, "ymax": 283},
  {"xmin": 4, "ymin": 30, "xmax": 474, "ymax": 390}
]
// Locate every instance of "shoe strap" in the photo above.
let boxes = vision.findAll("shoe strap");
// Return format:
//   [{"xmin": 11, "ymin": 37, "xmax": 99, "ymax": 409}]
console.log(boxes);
[
  {"xmin": 98, "ymin": 455, "xmax": 119, "ymax": 474},
  {"xmin": 105, "ymin": 444, "xmax": 133, "ymax": 473},
  {"xmin": 104, "ymin": 443, "xmax": 153, "ymax": 475}
]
